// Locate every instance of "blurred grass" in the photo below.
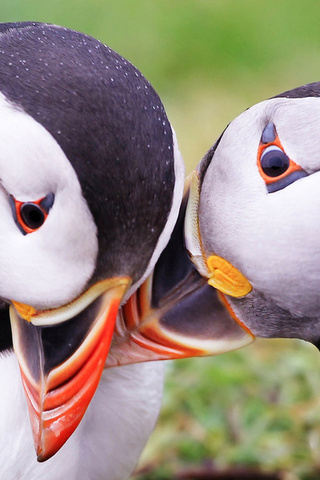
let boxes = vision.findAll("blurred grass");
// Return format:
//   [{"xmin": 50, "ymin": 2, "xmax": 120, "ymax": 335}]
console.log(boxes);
[
  {"xmin": 1, "ymin": 0, "xmax": 320, "ymax": 477},
  {"xmin": 136, "ymin": 340, "xmax": 320, "ymax": 479}
]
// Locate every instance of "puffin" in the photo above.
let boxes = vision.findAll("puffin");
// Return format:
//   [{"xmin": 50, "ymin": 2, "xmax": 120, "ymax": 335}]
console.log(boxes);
[
  {"xmin": 0, "ymin": 21, "xmax": 190, "ymax": 480},
  {"xmin": 111, "ymin": 82, "xmax": 320, "ymax": 374},
  {"xmin": 183, "ymin": 81, "xmax": 320, "ymax": 349}
]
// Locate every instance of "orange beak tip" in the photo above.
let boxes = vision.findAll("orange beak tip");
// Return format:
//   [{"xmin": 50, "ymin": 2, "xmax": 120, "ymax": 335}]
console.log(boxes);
[{"xmin": 10, "ymin": 278, "xmax": 131, "ymax": 461}]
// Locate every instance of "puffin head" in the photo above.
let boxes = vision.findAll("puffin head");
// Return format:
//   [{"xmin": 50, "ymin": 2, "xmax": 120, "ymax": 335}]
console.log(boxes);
[
  {"xmin": 185, "ymin": 82, "xmax": 320, "ymax": 348},
  {"xmin": 0, "ymin": 23, "xmax": 183, "ymax": 460}
]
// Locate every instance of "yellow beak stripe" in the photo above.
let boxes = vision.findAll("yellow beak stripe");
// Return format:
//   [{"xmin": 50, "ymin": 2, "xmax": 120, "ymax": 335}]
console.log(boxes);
[
  {"xmin": 12, "ymin": 301, "xmax": 37, "ymax": 322},
  {"xmin": 207, "ymin": 255, "xmax": 252, "ymax": 298}
]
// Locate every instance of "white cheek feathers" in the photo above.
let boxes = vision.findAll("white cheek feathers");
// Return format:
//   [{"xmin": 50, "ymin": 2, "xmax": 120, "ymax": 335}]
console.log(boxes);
[
  {"xmin": 185, "ymin": 170, "xmax": 252, "ymax": 299},
  {"xmin": 0, "ymin": 94, "xmax": 98, "ymax": 309}
]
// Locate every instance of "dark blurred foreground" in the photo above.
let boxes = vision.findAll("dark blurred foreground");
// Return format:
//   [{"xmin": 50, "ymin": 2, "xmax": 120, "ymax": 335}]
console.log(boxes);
[{"xmin": 136, "ymin": 462, "xmax": 285, "ymax": 480}]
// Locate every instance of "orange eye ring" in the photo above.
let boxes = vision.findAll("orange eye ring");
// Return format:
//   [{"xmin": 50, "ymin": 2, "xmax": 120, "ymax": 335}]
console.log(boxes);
[
  {"xmin": 257, "ymin": 123, "xmax": 307, "ymax": 193},
  {"xmin": 257, "ymin": 134, "xmax": 301, "ymax": 185},
  {"xmin": 9, "ymin": 193, "xmax": 54, "ymax": 235}
]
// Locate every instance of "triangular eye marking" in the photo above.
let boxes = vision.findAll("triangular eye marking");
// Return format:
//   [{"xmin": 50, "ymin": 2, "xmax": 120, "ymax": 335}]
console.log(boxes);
[
  {"xmin": 9, "ymin": 193, "xmax": 55, "ymax": 235},
  {"xmin": 39, "ymin": 192, "xmax": 54, "ymax": 213},
  {"xmin": 257, "ymin": 124, "xmax": 308, "ymax": 193},
  {"xmin": 261, "ymin": 122, "xmax": 276, "ymax": 144}
]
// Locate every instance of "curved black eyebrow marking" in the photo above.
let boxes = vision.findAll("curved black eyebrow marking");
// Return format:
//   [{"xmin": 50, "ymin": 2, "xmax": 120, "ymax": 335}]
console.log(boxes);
[{"xmin": 261, "ymin": 122, "xmax": 276, "ymax": 144}]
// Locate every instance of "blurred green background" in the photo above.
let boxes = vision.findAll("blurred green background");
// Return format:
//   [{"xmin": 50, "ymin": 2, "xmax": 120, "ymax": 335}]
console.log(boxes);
[{"xmin": 2, "ymin": 1, "xmax": 320, "ymax": 478}]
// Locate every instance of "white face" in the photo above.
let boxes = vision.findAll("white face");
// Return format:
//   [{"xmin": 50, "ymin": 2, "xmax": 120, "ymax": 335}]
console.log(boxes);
[
  {"xmin": 199, "ymin": 97, "xmax": 320, "ymax": 317},
  {"xmin": 0, "ymin": 94, "xmax": 98, "ymax": 309}
]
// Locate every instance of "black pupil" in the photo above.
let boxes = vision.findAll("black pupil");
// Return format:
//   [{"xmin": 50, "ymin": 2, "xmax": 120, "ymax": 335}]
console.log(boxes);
[
  {"xmin": 21, "ymin": 203, "xmax": 45, "ymax": 229},
  {"xmin": 260, "ymin": 148, "xmax": 290, "ymax": 178}
]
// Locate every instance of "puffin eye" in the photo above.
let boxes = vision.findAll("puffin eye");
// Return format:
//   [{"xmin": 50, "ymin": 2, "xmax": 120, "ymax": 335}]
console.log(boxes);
[
  {"xmin": 260, "ymin": 146, "xmax": 290, "ymax": 178},
  {"xmin": 257, "ymin": 123, "xmax": 308, "ymax": 193},
  {"xmin": 21, "ymin": 203, "xmax": 45, "ymax": 230},
  {"xmin": 9, "ymin": 193, "xmax": 54, "ymax": 235}
]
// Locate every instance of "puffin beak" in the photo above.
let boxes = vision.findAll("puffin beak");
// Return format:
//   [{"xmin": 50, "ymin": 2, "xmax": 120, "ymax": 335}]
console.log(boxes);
[
  {"xmin": 107, "ymin": 173, "xmax": 255, "ymax": 368},
  {"xmin": 9, "ymin": 276, "xmax": 131, "ymax": 462},
  {"xmin": 108, "ymin": 272, "xmax": 254, "ymax": 368}
]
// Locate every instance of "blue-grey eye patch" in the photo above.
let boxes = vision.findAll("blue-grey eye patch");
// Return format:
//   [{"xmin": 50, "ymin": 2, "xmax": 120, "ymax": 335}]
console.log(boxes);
[
  {"xmin": 266, "ymin": 170, "xmax": 309, "ymax": 193},
  {"xmin": 261, "ymin": 122, "xmax": 276, "ymax": 144}
]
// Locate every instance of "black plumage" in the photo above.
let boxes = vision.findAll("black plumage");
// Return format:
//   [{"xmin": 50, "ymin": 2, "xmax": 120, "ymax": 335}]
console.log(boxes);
[{"xmin": 0, "ymin": 22, "xmax": 175, "ymax": 285}]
